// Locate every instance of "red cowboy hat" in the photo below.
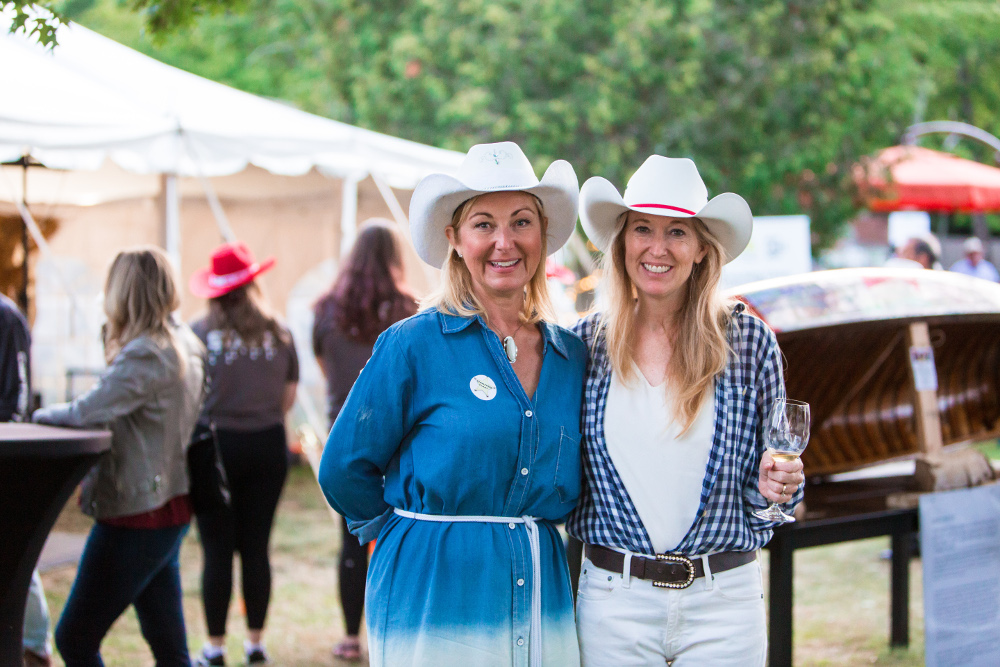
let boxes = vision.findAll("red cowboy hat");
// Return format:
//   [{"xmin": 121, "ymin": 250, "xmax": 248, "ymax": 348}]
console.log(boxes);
[{"xmin": 189, "ymin": 242, "xmax": 276, "ymax": 299}]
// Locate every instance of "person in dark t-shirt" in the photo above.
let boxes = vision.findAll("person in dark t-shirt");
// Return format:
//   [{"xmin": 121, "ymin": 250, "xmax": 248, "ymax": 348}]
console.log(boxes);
[
  {"xmin": 189, "ymin": 242, "xmax": 298, "ymax": 667},
  {"xmin": 0, "ymin": 293, "xmax": 31, "ymax": 422},
  {"xmin": 1, "ymin": 295, "xmax": 52, "ymax": 667},
  {"xmin": 312, "ymin": 220, "xmax": 417, "ymax": 662}
]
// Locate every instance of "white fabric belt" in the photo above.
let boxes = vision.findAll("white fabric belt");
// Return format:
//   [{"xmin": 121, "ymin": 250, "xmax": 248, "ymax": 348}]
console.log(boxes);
[{"xmin": 393, "ymin": 508, "xmax": 543, "ymax": 667}]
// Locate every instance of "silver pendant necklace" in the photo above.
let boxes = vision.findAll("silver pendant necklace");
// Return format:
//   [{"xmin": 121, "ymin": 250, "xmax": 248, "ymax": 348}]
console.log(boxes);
[
  {"xmin": 499, "ymin": 321, "xmax": 526, "ymax": 364},
  {"xmin": 503, "ymin": 336, "xmax": 518, "ymax": 364}
]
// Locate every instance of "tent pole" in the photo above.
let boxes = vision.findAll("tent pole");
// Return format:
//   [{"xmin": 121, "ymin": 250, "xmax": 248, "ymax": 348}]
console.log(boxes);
[
  {"xmin": 195, "ymin": 174, "xmax": 237, "ymax": 243},
  {"xmin": 180, "ymin": 134, "xmax": 237, "ymax": 243},
  {"xmin": 371, "ymin": 174, "xmax": 409, "ymax": 230},
  {"xmin": 340, "ymin": 174, "xmax": 361, "ymax": 259},
  {"xmin": 19, "ymin": 160, "xmax": 29, "ymax": 314},
  {"xmin": 160, "ymin": 174, "xmax": 181, "ymax": 269},
  {"xmin": 7, "ymin": 193, "xmax": 85, "ymax": 317},
  {"xmin": 371, "ymin": 172, "xmax": 440, "ymax": 289}
]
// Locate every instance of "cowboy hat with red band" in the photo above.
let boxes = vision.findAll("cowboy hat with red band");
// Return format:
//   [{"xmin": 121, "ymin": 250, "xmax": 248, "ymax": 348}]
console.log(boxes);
[
  {"xmin": 189, "ymin": 242, "xmax": 276, "ymax": 299},
  {"xmin": 580, "ymin": 155, "xmax": 753, "ymax": 263}
]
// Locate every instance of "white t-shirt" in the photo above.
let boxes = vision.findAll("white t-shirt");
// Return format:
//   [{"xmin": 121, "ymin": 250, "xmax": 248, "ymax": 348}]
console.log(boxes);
[{"xmin": 604, "ymin": 367, "xmax": 716, "ymax": 553}]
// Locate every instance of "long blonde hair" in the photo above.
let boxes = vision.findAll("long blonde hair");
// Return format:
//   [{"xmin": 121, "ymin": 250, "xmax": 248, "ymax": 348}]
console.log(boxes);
[
  {"xmin": 599, "ymin": 214, "xmax": 734, "ymax": 434},
  {"xmin": 102, "ymin": 246, "xmax": 182, "ymax": 366},
  {"xmin": 421, "ymin": 192, "xmax": 555, "ymax": 325}
]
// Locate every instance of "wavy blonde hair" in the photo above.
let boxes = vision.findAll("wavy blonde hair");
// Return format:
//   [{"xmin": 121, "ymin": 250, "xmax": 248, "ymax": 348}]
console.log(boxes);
[
  {"xmin": 599, "ymin": 213, "xmax": 735, "ymax": 434},
  {"xmin": 102, "ymin": 246, "xmax": 183, "ymax": 369},
  {"xmin": 421, "ymin": 192, "xmax": 555, "ymax": 324}
]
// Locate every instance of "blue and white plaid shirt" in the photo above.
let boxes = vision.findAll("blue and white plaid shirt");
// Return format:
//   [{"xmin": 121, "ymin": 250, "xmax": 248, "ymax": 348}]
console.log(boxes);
[{"xmin": 566, "ymin": 304, "xmax": 803, "ymax": 556}]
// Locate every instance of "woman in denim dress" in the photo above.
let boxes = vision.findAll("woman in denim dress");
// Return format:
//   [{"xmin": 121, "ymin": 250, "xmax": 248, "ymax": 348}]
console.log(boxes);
[{"xmin": 319, "ymin": 141, "xmax": 586, "ymax": 667}]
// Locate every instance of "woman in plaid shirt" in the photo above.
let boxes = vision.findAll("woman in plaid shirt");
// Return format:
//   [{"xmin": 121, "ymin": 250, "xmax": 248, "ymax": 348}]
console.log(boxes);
[{"xmin": 568, "ymin": 156, "xmax": 805, "ymax": 665}]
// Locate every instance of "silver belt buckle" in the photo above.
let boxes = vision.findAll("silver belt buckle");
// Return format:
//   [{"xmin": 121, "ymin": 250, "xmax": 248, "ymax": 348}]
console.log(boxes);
[{"xmin": 652, "ymin": 553, "xmax": 696, "ymax": 589}]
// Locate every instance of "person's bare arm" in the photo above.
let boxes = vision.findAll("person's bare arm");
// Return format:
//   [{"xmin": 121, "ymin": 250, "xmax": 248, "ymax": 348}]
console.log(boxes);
[{"xmin": 283, "ymin": 382, "xmax": 297, "ymax": 414}]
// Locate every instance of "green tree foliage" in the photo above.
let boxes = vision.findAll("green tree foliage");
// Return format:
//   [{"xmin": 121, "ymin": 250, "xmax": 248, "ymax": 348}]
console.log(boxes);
[
  {"xmin": 689, "ymin": 1, "xmax": 921, "ymax": 246},
  {"xmin": 3, "ymin": 0, "xmax": 64, "ymax": 46},
  {"xmin": 892, "ymin": 1, "xmax": 1000, "ymax": 160},
  {"xmin": 2, "ymin": 0, "xmax": 244, "ymax": 44},
  {"xmin": 14, "ymin": 0, "xmax": 999, "ymax": 248}
]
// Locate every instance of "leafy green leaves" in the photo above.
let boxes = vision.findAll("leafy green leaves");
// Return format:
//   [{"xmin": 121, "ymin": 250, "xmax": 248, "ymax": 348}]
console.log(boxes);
[
  {"xmin": 3, "ymin": 0, "xmax": 247, "ymax": 45},
  {"xmin": 5, "ymin": 0, "xmax": 64, "ymax": 47},
  {"xmin": 9, "ymin": 0, "xmax": 999, "ymax": 250}
]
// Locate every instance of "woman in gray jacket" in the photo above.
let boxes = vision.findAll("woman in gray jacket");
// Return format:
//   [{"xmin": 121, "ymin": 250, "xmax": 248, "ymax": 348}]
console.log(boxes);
[{"xmin": 34, "ymin": 246, "xmax": 206, "ymax": 667}]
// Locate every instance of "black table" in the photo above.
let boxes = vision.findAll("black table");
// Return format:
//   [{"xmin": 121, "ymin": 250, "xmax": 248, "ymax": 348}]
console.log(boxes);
[
  {"xmin": 0, "ymin": 423, "xmax": 110, "ymax": 666},
  {"xmin": 765, "ymin": 506, "xmax": 919, "ymax": 667}
]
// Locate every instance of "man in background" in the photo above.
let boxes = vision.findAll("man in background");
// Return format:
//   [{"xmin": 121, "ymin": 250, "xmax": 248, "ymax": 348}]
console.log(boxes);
[
  {"xmin": 886, "ymin": 234, "xmax": 942, "ymax": 270},
  {"xmin": 949, "ymin": 237, "xmax": 1000, "ymax": 282},
  {"xmin": 1, "ymin": 293, "xmax": 52, "ymax": 667}
]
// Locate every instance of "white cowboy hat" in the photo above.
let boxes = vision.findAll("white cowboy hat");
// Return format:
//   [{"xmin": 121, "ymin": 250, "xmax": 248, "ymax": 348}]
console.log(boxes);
[
  {"xmin": 409, "ymin": 141, "xmax": 579, "ymax": 267},
  {"xmin": 964, "ymin": 236, "xmax": 984, "ymax": 254},
  {"xmin": 580, "ymin": 155, "xmax": 753, "ymax": 263}
]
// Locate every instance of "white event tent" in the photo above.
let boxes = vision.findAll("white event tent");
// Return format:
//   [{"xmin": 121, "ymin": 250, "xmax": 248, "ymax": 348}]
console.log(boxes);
[
  {"xmin": 0, "ymin": 9, "xmax": 470, "ymax": 426},
  {"xmin": 0, "ymin": 9, "xmax": 464, "ymax": 258}
]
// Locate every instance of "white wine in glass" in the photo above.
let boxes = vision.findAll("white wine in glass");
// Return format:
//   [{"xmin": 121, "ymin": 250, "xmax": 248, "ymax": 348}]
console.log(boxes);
[{"xmin": 753, "ymin": 399, "xmax": 810, "ymax": 523}]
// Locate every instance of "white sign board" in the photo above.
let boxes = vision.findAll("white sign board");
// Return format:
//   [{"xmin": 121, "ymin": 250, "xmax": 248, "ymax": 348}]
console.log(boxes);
[
  {"xmin": 909, "ymin": 346, "xmax": 938, "ymax": 391},
  {"xmin": 720, "ymin": 215, "xmax": 811, "ymax": 289},
  {"xmin": 920, "ymin": 484, "xmax": 1000, "ymax": 667},
  {"xmin": 887, "ymin": 211, "xmax": 931, "ymax": 250}
]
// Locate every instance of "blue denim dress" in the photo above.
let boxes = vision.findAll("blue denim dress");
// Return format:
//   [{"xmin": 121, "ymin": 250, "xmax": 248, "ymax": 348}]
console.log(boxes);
[{"xmin": 318, "ymin": 310, "xmax": 586, "ymax": 667}]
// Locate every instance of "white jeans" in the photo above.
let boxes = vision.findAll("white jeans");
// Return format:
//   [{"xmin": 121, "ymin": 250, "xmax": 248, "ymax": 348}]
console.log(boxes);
[
  {"xmin": 23, "ymin": 568, "xmax": 51, "ymax": 656},
  {"xmin": 576, "ymin": 554, "xmax": 766, "ymax": 666}
]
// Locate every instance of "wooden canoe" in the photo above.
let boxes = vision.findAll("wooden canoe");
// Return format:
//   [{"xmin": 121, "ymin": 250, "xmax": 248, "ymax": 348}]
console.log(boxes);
[{"xmin": 728, "ymin": 268, "xmax": 1000, "ymax": 476}]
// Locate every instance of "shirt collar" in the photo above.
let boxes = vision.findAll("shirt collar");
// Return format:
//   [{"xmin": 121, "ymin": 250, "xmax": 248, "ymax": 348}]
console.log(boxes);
[
  {"xmin": 437, "ymin": 311, "xmax": 569, "ymax": 359},
  {"xmin": 539, "ymin": 321, "xmax": 569, "ymax": 359},
  {"xmin": 438, "ymin": 311, "xmax": 477, "ymax": 334}
]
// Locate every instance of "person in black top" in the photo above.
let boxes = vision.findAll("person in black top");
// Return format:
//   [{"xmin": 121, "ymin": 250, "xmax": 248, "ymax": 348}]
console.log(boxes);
[
  {"xmin": 189, "ymin": 242, "xmax": 298, "ymax": 667},
  {"xmin": 312, "ymin": 220, "xmax": 417, "ymax": 662},
  {"xmin": 0, "ymin": 293, "xmax": 31, "ymax": 422},
  {"xmin": 1, "ymin": 294, "xmax": 51, "ymax": 667}
]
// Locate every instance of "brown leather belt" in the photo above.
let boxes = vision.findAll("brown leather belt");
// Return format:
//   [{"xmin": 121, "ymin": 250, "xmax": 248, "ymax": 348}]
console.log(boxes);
[{"xmin": 585, "ymin": 544, "xmax": 757, "ymax": 589}]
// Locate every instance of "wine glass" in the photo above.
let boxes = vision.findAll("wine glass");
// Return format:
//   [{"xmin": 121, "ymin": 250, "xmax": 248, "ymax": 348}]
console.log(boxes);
[{"xmin": 753, "ymin": 399, "xmax": 810, "ymax": 524}]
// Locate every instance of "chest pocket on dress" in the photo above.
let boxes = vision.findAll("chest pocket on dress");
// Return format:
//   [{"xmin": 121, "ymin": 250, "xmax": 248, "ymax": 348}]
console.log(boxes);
[{"xmin": 554, "ymin": 427, "xmax": 582, "ymax": 504}]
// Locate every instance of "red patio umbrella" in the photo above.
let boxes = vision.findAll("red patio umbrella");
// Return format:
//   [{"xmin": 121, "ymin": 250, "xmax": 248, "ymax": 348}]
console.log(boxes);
[{"xmin": 856, "ymin": 145, "xmax": 1000, "ymax": 213}]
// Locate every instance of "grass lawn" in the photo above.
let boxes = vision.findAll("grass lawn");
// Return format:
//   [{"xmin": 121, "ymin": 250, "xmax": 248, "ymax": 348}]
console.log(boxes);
[
  {"xmin": 41, "ymin": 464, "xmax": 925, "ymax": 666},
  {"xmin": 43, "ymin": 464, "xmax": 350, "ymax": 667},
  {"xmin": 974, "ymin": 439, "xmax": 1000, "ymax": 462}
]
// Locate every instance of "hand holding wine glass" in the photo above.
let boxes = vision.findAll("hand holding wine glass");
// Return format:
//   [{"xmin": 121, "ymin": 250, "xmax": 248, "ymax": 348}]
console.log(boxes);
[{"xmin": 753, "ymin": 399, "xmax": 810, "ymax": 524}]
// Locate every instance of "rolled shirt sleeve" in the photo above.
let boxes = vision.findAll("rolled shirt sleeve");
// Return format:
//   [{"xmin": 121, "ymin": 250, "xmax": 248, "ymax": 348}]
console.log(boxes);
[
  {"xmin": 318, "ymin": 328, "xmax": 414, "ymax": 544},
  {"xmin": 744, "ymin": 326, "xmax": 805, "ymax": 526}
]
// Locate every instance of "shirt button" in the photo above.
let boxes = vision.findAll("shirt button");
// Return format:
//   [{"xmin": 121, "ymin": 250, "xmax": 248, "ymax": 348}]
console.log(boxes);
[
  {"xmin": 517, "ymin": 578, "xmax": 524, "ymax": 586},
  {"xmin": 520, "ymin": 467, "xmax": 529, "ymax": 476},
  {"xmin": 508, "ymin": 522, "xmax": 516, "ymax": 529},
  {"xmin": 524, "ymin": 410, "xmax": 533, "ymax": 417},
  {"xmin": 516, "ymin": 638, "xmax": 524, "ymax": 647}
]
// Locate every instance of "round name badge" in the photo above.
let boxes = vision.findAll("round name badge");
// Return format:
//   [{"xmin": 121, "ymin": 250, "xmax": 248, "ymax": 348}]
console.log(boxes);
[{"xmin": 470, "ymin": 375, "xmax": 498, "ymax": 401}]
